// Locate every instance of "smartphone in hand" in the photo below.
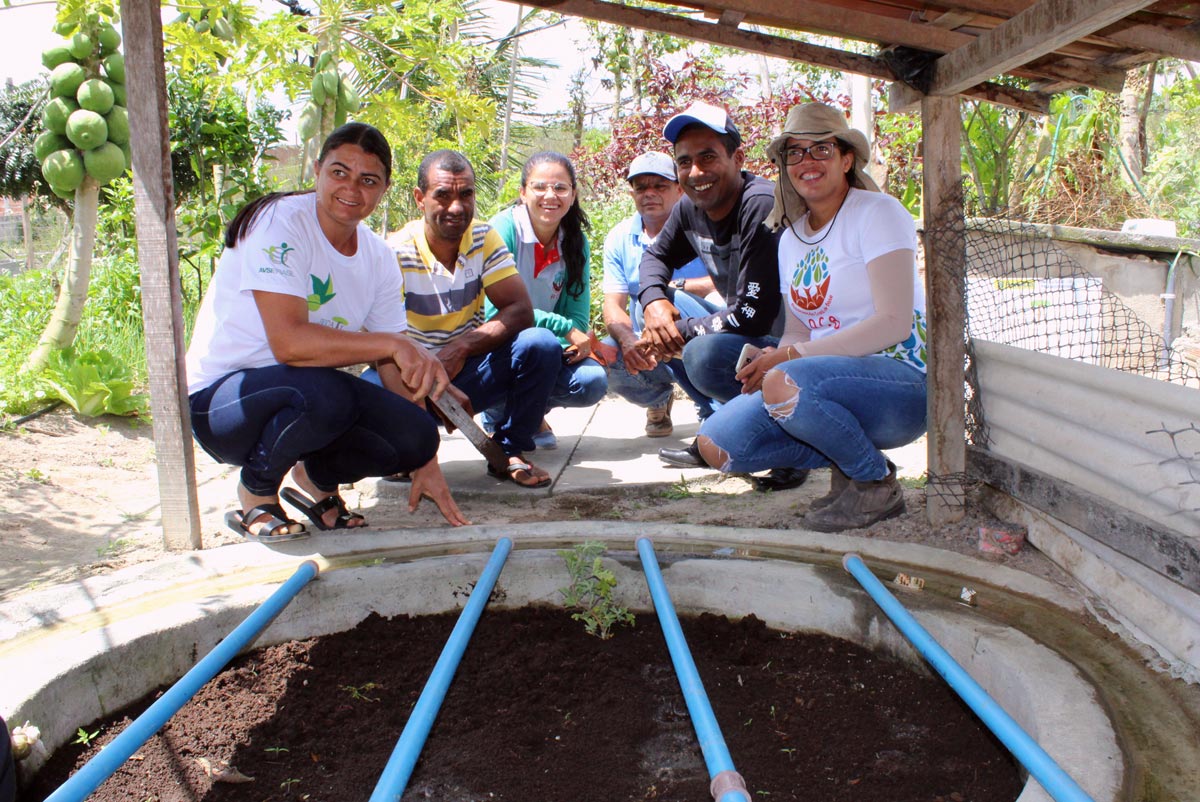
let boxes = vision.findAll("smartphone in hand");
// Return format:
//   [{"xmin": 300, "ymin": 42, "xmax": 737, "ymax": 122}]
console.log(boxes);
[{"xmin": 735, "ymin": 343, "xmax": 761, "ymax": 373}]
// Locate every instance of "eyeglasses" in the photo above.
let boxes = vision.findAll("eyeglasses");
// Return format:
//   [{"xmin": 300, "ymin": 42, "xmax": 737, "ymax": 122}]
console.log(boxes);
[
  {"xmin": 526, "ymin": 181, "xmax": 573, "ymax": 197},
  {"xmin": 782, "ymin": 142, "xmax": 839, "ymax": 164}
]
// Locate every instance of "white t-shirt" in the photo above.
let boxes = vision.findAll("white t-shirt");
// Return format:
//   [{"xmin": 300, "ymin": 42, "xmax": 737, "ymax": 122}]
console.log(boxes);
[
  {"xmin": 778, "ymin": 188, "xmax": 927, "ymax": 372},
  {"xmin": 186, "ymin": 192, "xmax": 406, "ymax": 394}
]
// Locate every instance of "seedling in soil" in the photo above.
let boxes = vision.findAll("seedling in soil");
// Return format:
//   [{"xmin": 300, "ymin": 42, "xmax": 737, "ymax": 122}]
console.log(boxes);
[
  {"xmin": 280, "ymin": 777, "xmax": 301, "ymax": 791},
  {"xmin": 661, "ymin": 474, "xmax": 693, "ymax": 499},
  {"xmin": 72, "ymin": 726, "xmax": 99, "ymax": 746},
  {"xmin": 264, "ymin": 746, "xmax": 290, "ymax": 759},
  {"xmin": 558, "ymin": 541, "xmax": 634, "ymax": 640},
  {"xmin": 341, "ymin": 682, "xmax": 380, "ymax": 702}
]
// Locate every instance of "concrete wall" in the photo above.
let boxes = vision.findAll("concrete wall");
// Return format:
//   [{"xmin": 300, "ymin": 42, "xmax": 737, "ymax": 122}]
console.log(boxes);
[{"xmin": 973, "ymin": 340, "xmax": 1200, "ymax": 676}]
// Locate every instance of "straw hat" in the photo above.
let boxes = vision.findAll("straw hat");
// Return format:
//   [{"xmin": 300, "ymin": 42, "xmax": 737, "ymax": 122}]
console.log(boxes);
[{"xmin": 764, "ymin": 103, "xmax": 880, "ymax": 230}]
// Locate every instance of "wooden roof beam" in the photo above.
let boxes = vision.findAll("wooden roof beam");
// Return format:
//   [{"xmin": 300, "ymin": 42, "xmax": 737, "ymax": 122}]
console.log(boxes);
[
  {"xmin": 928, "ymin": 0, "xmax": 1160, "ymax": 96},
  {"xmin": 1097, "ymin": 19, "xmax": 1200, "ymax": 63},
  {"xmin": 888, "ymin": 78, "xmax": 1051, "ymax": 115},
  {"xmin": 515, "ymin": 0, "xmax": 895, "ymax": 78},
  {"xmin": 679, "ymin": 0, "xmax": 1128, "ymax": 90}
]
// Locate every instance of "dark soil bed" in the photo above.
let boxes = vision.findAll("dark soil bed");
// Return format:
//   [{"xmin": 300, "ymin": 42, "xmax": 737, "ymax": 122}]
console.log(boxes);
[{"xmin": 30, "ymin": 608, "xmax": 1021, "ymax": 801}]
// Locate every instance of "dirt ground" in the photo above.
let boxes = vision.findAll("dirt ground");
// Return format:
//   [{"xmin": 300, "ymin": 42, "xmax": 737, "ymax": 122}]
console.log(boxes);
[
  {"xmin": 0, "ymin": 407, "xmax": 1059, "ymax": 601},
  {"xmin": 27, "ymin": 608, "xmax": 1023, "ymax": 802}
]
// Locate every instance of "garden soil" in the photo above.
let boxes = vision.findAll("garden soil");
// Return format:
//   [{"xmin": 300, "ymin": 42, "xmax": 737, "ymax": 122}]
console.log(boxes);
[{"xmin": 27, "ymin": 608, "xmax": 1022, "ymax": 802}]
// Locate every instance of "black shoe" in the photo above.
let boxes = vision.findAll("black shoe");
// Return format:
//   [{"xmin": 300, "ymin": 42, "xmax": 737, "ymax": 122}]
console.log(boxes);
[
  {"xmin": 659, "ymin": 440, "xmax": 706, "ymax": 468},
  {"xmin": 751, "ymin": 467, "xmax": 811, "ymax": 492}
]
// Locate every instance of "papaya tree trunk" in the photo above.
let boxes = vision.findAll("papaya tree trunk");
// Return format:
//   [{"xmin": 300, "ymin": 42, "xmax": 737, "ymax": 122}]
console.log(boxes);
[{"xmin": 24, "ymin": 179, "xmax": 100, "ymax": 372}]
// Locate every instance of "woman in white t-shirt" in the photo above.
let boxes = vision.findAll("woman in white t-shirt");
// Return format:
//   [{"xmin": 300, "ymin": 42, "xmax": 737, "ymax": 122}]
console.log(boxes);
[
  {"xmin": 186, "ymin": 123, "xmax": 468, "ymax": 540},
  {"xmin": 696, "ymin": 103, "xmax": 928, "ymax": 532}
]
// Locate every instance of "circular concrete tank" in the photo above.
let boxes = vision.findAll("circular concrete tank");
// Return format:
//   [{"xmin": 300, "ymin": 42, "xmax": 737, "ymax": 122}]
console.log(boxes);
[{"xmin": 0, "ymin": 524, "xmax": 1136, "ymax": 800}]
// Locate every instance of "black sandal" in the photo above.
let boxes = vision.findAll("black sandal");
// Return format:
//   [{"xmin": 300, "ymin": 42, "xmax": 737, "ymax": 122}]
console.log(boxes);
[
  {"xmin": 280, "ymin": 487, "xmax": 368, "ymax": 531},
  {"xmin": 224, "ymin": 503, "xmax": 308, "ymax": 543}
]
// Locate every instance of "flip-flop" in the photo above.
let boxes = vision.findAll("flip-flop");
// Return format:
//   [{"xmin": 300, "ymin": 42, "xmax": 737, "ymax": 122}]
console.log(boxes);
[
  {"xmin": 487, "ymin": 459, "xmax": 551, "ymax": 488},
  {"xmin": 224, "ymin": 503, "xmax": 309, "ymax": 543},
  {"xmin": 280, "ymin": 487, "xmax": 368, "ymax": 531}
]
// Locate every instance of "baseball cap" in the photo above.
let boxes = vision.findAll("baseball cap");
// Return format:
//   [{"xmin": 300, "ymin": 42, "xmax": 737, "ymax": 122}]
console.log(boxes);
[
  {"xmin": 663, "ymin": 101, "xmax": 742, "ymax": 146},
  {"xmin": 626, "ymin": 152, "xmax": 677, "ymax": 183}
]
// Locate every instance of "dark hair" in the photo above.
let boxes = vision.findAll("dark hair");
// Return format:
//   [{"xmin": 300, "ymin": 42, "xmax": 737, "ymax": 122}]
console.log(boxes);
[
  {"xmin": 521, "ymin": 151, "xmax": 590, "ymax": 300},
  {"xmin": 224, "ymin": 123, "xmax": 392, "ymax": 247},
  {"xmin": 418, "ymin": 149, "xmax": 474, "ymax": 192},
  {"xmin": 674, "ymin": 122, "xmax": 741, "ymax": 156}
]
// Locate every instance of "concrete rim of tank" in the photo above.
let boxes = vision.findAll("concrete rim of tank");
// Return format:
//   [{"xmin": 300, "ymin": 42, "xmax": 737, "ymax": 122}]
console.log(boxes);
[{"xmin": 0, "ymin": 522, "xmax": 1120, "ymax": 802}]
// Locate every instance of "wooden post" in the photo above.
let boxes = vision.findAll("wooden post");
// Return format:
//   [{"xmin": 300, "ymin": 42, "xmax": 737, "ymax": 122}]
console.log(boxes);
[
  {"xmin": 920, "ymin": 94, "xmax": 967, "ymax": 526},
  {"xmin": 121, "ymin": 0, "xmax": 202, "ymax": 549}
]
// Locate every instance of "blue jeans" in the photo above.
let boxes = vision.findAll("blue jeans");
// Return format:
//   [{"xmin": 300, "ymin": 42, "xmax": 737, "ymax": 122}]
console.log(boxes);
[
  {"xmin": 482, "ymin": 355, "xmax": 608, "ymax": 434},
  {"xmin": 682, "ymin": 332, "xmax": 779, "ymax": 405},
  {"xmin": 189, "ymin": 365, "xmax": 440, "ymax": 496},
  {"xmin": 609, "ymin": 290, "xmax": 723, "ymax": 419},
  {"xmin": 363, "ymin": 327, "xmax": 561, "ymax": 456},
  {"xmin": 698, "ymin": 355, "xmax": 927, "ymax": 481}
]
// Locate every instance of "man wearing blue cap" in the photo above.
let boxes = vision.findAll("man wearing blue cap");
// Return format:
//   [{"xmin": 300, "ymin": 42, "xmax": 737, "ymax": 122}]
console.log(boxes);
[
  {"xmin": 637, "ymin": 101, "xmax": 808, "ymax": 491},
  {"xmin": 601, "ymin": 151, "xmax": 713, "ymax": 438}
]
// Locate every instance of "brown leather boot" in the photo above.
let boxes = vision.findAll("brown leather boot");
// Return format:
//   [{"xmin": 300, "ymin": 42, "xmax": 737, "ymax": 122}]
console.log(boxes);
[
  {"xmin": 802, "ymin": 461, "xmax": 904, "ymax": 532},
  {"xmin": 808, "ymin": 465, "xmax": 850, "ymax": 511}
]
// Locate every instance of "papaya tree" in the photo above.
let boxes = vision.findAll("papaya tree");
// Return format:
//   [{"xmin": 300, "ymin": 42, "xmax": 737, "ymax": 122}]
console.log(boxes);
[{"xmin": 24, "ymin": 0, "xmax": 130, "ymax": 372}]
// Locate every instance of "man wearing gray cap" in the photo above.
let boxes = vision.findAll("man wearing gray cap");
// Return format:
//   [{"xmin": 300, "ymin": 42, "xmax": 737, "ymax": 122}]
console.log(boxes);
[
  {"xmin": 637, "ymin": 101, "xmax": 808, "ymax": 492},
  {"xmin": 601, "ymin": 151, "xmax": 713, "ymax": 438}
]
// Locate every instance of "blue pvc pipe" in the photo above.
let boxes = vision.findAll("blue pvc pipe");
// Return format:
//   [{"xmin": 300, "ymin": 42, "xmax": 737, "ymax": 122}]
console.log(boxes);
[
  {"xmin": 369, "ymin": 537, "xmax": 513, "ymax": 802},
  {"xmin": 636, "ymin": 538, "xmax": 750, "ymax": 802},
  {"xmin": 45, "ymin": 560, "xmax": 320, "ymax": 802},
  {"xmin": 842, "ymin": 553, "xmax": 1096, "ymax": 802}
]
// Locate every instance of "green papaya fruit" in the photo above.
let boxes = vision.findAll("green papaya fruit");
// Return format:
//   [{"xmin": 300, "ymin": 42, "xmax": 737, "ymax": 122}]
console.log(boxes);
[
  {"xmin": 65, "ymin": 109, "xmax": 108, "ymax": 150},
  {"xmin": 311, "ymin": 74, "xmax": 327, "ymax": 105},
  {"xmin": 103, "ymin": 53, "xmax": 125, "ymax": 84},
  {"xmin": 41, "ymin": 46, "xmax": 74, "ymax": 70},
  {"xmin": 212, "ymin": 17, "xmax": 235, "ymax": 41},
  {"xmin": 67, "ymin": 32, "xmax": 93, "ymax": 60},
  {"xmin": 43, "ymin": 96, "xmax": 80, "ymax": 134},
  {"xmin": 315, "ymin": 51, "xmax": 332, "ymax": 71},
  {"xmin": 297, "ymin": 102, "xmax": 321, "ymax": 142},
  {"xmin": 97, "ymin": 24, "xmax": 121, "ymax": 54},
  {"xmin": 42, "ymin": 148, "xmax": 85, "ymax": 191},
  {"xmin": 194, "ymin": 19, "xmax": 211, "ymax": 34},
  {"xmin": 84, "ymin": 142, "xmax": 127, "ymax": 185},
  {"xmin": 34, "ymin": 131, "xmax": 73, "ymax": 162},
  {"xmin": 49, "ymin": 62, "xmax": 87, "ymax": 99},
  {"xmin": 321, "ymin": 71, "xmax": 339, "ymax": 97},
  {"xmin": 105, "ymin": 105, "xmax": 129, "ymax": 145},
  {"xmin": 337, "ymin": 81, "xmax": 360, "ymax": 112},
  {"xmin": 77, "ymin": 78, "xmax": 115, "ymax": 114},
  {"xmin": 111, "ymin": 83, "xmax": 126, "ymax": 106}
]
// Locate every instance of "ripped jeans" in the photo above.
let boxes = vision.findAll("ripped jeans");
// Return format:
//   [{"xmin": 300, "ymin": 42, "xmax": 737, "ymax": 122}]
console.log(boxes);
[{"xmin": 697, "ymin": 355, "xmax": 927, "ymax": 482}]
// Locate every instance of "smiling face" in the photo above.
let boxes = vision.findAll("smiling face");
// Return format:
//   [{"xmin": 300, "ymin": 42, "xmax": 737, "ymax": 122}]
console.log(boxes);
[
  {"xmin": 672, "ymin": 127, "xmax": 744, "ymax": 221},
  {"xmin": 783, "ymin": 137, "xmax": 855, "ymax": 209},
  {"xmin": 415, "ymin": 166, "xmax": 476, "ymax": 247},
  {"xmin": 629, "ymin": 173, "xmax": 683, "ymax": 230},
  {"xmin": 519, "ymin": 161, "xmax": 575, "ymax": 238},
  {"xmin": 312, "ymin": 144, "xmax": 389, "ymax": 232}
]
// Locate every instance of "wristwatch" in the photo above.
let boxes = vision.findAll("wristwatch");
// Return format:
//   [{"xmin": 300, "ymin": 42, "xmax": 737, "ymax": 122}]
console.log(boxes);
[{"xmin": 671, "ymin": 278, "xmax": 687, "ymax": 291}]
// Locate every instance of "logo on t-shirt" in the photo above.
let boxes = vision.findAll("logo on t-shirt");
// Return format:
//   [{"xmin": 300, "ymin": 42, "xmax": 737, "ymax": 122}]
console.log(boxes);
[
  {"xmin": 307, "ymin": 274, "xmax": 337, "ymax": 312},
  {"xmin": 788, "ymin": 248, "xmax": 832, "ymax": 315},
  {"xmin": 551, "ymin": 268, "xmax": 566, "ymax": 297},
  {"xmin": 264, "ymin": 241, "xmax": 296, "ymax": 266}
]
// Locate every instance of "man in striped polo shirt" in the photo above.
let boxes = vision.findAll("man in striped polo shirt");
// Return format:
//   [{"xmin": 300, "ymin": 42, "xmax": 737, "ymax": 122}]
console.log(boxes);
[{"xmin": 388, "ymin": 150, "xmax": 561, "ymax": 488}]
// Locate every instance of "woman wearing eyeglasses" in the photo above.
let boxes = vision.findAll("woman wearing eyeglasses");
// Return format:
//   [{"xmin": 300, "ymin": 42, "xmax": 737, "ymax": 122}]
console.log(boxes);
[
  {"xmin": 487, "ymin": 151, "xmax": 608, "ymax": 449},
  {"xmin": 696, "ymin": 102, "xmax": 928, "ymax": 532}
]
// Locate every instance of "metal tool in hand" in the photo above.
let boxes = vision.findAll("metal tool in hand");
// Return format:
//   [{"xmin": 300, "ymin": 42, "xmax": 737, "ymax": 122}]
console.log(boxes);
[{"xmin": 429, "ymin": 392, "xmax": 510, "ymax": 475}]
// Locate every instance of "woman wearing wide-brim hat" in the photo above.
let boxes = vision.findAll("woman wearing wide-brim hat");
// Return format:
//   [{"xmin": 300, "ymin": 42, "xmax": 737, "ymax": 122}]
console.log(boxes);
[{"xmin": 695, "ymin": 102, "xmax": 929, "ymax": 532}]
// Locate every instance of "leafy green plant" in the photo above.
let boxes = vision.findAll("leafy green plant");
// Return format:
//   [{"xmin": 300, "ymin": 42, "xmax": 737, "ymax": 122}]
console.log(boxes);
[
  {"xmin": 72, "ymin": 726, "xmax": 99, "ymax": 746},
  {"xmin": 660, "ymin": 474, "xmax": 694, "ymax": 500},
  {"xmin": 558, "ymin": 541, "xmax": 634, "ymax": 640},
  {"xmin": 340, "ymin": 682, "xmax": 380, "ymax": 702},
  {"xmin": 39, "ymin": 347, "xmax": 147, "ymax": 418}
]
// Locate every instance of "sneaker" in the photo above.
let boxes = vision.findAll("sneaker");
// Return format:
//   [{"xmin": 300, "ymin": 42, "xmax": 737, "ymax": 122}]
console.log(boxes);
[
  {"xmin": 532, "ymin": 419, "xmax": 558, "ymax": 450},
  {"xmin": 645, "ymin": 397, "xmax": 674, "ymax": 438}
]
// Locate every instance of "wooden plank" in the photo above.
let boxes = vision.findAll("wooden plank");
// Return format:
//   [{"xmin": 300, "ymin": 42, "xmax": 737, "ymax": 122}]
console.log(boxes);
[
  {"xmin": 516, "ymin": 0, "xmax": 895, "ymax": 78},
  {"xmin": 120, "ymin": 0, "xmax": 202, "ymax": 550},
  {"xmin": 1097, "ymin": 19, "xmax": 1200, "ymax": 62},
  {"xmin": 889, "ymin": 76, "xmax": 1050, "ymax": 115},
  {"xmin": 920, "ymin": 93, "xmax": 967, "ymax": 526},
  {"xmin": 929, "ymin": 0, "xmax": 1159, "ymax": 95},
  {"xmin": 970, "ymin": 447, "xmax": 1200, "ymax": 592}
]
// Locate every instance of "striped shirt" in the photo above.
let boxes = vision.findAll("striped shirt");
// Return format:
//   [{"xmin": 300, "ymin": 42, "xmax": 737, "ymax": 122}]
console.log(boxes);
[{"xmin": 389, "ymin": 219, "xmax": 518, "ymax": 351}]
